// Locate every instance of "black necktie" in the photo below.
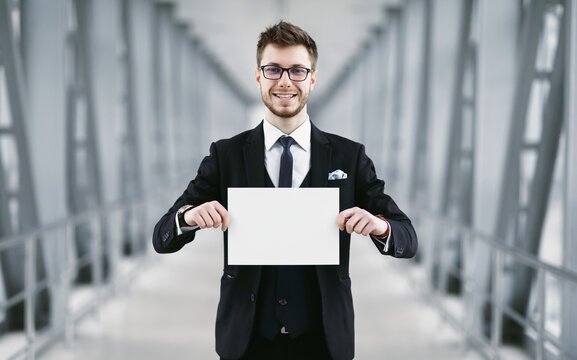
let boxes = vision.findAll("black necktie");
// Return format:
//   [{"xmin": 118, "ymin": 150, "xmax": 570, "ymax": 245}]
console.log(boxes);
[{"xmin": 278, "ymin": 136, "xmax": 295, "ymax": 188}]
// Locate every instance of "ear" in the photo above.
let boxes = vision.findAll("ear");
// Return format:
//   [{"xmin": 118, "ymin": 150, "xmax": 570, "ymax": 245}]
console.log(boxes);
[
  {"xmin": 255, "ymin": 67, "xmax": 261, "ymax": 86},
  {"xmin": 310, "ymin": 69, "xmax": 317, "ymax": 90}
]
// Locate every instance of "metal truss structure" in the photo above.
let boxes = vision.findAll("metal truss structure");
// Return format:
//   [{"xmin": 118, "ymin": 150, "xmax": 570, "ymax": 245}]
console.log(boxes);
[
  {"xmin": 0, "ymin": 0, "xmax": 249, "ymax": 357},
  {"xmin": 312, "ymin": 0, "xmax": 577, "ymax": 359},
  {"xmin": 0, "ymin": 0, "xmax": 576, "ymax": 359}
]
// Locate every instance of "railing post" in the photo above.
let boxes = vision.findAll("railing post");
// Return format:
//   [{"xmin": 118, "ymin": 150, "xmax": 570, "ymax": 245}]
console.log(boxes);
[
  {"xmin": 438, "ymin": 221, "xmax": 448, "ymax": 297},
  {"xmin": 536, "ymin": 269, "xmax": 546, "ymax": 360},
  {"xmin": 64, "ymin": 221, "xmax": 75, "ymax": 347},
  {"xmin": 112, "ymin": 207, "xmax": 121, "ymax": 293},
  {"xmin": 24, "ymin": 236, "xmax": 36, "ymax": 360},
  {"xmin": 92, "ymin": 214, "xmax": 103, "ymax": 305},
  {"xmin": 461, "ymin": 228, "xmax": 473, "ymax": 351},
  {"xmin": 424, "ymin": 212, "xmax": 435, "ymax": 299},
  {"xmin": 491, "ymin": 248, "xmax": 503, "ymax": 359}
]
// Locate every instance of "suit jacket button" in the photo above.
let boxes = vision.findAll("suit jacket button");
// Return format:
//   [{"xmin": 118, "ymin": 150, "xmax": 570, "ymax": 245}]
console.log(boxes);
[
  {"xmin": 250, "ymin": 293, "xmax": 255, "ymax": 302},
  {"xmin": 278, "ymin": 298, "xmax": 288, "ymax": 306}
]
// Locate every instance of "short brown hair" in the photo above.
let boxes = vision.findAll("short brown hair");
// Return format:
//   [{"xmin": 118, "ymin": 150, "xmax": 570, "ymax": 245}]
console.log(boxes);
[{"xmin": 256, "ymin": 21, "xmax": 318, "ymax": 70}]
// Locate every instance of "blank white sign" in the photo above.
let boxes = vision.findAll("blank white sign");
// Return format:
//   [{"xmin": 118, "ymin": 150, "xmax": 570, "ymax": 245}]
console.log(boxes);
[{"xmin": 227, "ymin": 188, "xmax": 340, "ymax": 265}]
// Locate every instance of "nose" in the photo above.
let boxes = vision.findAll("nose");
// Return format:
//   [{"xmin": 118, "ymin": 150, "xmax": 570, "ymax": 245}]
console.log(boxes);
[{"xmin": 277, "ymin": 69, "xmax": 292, "ymax": 87}]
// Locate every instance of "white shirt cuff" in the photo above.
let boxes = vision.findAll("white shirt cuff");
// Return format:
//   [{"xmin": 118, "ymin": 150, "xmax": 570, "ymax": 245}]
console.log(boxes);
[{"xmin": 372, "ymin": 232, "xmax": 391, "ymax": 252}]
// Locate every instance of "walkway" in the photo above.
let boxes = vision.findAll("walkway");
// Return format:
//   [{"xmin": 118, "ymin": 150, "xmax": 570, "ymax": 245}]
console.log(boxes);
[{"xmin": 40, "ymin": 230, "xmax": 522, "ymax": 359}]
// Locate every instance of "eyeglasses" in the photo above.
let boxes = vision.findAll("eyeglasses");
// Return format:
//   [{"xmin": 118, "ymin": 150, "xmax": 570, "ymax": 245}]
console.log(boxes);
[{"xmin": 260, "ymin": 65, "xmax": 312, "ymax": 82}]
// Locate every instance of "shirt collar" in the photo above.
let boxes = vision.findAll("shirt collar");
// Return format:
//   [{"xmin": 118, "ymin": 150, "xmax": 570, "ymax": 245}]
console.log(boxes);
[{"xmin": 263, "ymin": 116, "xmax": 311, "ymax": 152}]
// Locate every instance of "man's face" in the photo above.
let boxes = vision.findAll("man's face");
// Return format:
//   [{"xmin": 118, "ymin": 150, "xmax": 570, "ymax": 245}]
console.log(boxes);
[{"xmin": 255, "ymin": 44, "xmax": 317, "ymax": 119}]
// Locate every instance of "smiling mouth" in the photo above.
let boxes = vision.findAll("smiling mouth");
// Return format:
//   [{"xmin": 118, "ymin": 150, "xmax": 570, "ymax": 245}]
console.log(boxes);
[{"xmin": 274, "ymin": 93, "xmax": 297, "ymax": 99}]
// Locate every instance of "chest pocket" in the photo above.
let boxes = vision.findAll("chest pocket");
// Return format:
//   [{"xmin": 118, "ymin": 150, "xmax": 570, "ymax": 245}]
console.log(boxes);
[{"xmin": 328, "ymin": 178, "xmax": 354, "ymax": 210}]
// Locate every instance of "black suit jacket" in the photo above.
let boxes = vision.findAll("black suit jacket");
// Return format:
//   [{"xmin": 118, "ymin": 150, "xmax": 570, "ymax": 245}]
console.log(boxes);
[{"xmin": 153, "ymin": 121, "xmax": 418, "ymax": 360}]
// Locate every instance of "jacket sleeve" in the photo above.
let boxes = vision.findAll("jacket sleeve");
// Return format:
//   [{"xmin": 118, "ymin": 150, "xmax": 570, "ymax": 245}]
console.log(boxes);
[
  {"xmin": 354, "ymin": 145, "xmax": 418, "ymax": 258},
  {"xmin": 152, "ymin": 142, "xmax": 221, "ymax": 253}
]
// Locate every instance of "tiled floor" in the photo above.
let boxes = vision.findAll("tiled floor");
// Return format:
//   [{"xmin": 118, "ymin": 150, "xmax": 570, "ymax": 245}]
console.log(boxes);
[{"xmin": 39, "ymin": 230, "xmax": 528, "ymax": 359}]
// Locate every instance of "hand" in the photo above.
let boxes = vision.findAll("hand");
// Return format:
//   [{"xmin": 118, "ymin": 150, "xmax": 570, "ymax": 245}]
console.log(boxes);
[
  {"xmin": 337, "ymin": 207, "xmax": 388, "ymax": 237},
  {"xmin": 184, "ymin": 201, "xmax": 230, "ymax": 232}
]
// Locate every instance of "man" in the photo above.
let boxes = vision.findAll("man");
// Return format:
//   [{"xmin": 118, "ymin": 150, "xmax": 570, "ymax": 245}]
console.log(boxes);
[{"xmin": 153, "ymin": 21, "xmax": 417, "ymax": 360}]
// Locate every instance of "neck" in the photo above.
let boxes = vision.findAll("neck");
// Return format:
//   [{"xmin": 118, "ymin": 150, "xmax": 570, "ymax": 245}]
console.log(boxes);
[{"xmin": 265, "ymin": 107, "xmax": 308, "ymax": 134}]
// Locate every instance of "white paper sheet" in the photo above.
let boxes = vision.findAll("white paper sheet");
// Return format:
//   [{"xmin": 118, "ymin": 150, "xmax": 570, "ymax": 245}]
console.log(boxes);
[{"xmin": 227, "ymin": 188, "xmax": 339, "ymax": 265}]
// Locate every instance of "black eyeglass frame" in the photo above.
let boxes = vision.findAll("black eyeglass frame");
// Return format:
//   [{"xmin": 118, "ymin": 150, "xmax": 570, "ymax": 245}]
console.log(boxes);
[{"xmin": 259, "ymin": 65, "xmax": 312, "ymax": 82}]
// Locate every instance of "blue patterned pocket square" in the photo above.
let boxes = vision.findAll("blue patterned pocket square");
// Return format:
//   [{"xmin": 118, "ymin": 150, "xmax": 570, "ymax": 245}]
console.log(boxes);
[{"xmin": 328, "ymin": 169, "xmax": 348, "ymax": 180}]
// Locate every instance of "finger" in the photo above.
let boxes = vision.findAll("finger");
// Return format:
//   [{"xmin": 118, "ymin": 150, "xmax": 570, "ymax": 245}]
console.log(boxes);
[
  {"xmin": 206, "ymin": 206, "xmax": 223, "ymax": 228},
  {"xmin": 338, "ymin": 207, "xmax": 358, "ymax": 230},
  {"xmin": 362, "ymin": 222, "xmax": 377, "ymax": 237},
  {"xmin": 191, "ymin": 210, "xmax": 207, "ymax": 228},
  {"xmin": 198, "ymin": 208, "xmax": 214, "ymax": 228},
  {"xmin": 345, "ymin": 214, "xmax": 362, "ymax": 234},
  {"xmin": 212, "ymin": 201, "xmax": 226, "ymax": 211},
  {"xmin": 184, "ymin": 210, "xmax": 197, "ymax": 227},
  {"xmin": 221, "ymin": 210, "xmax": 230, "ymax": 232},
  {"xmin": 212, "ymin": 201, "xmax": 230, "ymax": 231},
  {"xmin": 354, "ymin": 217, "xmax": 370, "ymax": 236},
  {"xmin": 337, "ymin": 212, "xmax": 347, "ymax": 230}
]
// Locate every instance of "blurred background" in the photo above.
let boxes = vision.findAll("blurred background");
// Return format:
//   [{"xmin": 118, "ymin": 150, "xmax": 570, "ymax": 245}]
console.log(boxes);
[{"xmin": 0, "ymin": 0, "xmax": 576, "ymax": 359}]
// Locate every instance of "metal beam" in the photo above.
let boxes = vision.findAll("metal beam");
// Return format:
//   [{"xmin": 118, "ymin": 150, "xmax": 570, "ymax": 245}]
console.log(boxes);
[
  {"xmin": 441, "ymin": 0, "xmax": 475, "ymax": 219},
  {"xmin": 65, "ymin": 0, "xmax": 105, "ymax": 283},
  {"xmin": 437, "ymin": 0, "xmax": 477, "ymax": 295},
  {"xmin": 494, "ymin": 0, "xmax": 545, "ymax": 242},
  {"xmin": 385, "ymin": 7, "xmax": 406, "ymax": 196},
  {"xmin": 151, "ymin": 2, "xmax": 172, "ymax": 188},
  {"xmin": 508, "ymin": 4, "xmax": 566, "ymax": 331},
  {"xmin": 490, "ymin": 0, "xmax": 567, "ymax": 344},
  {"xmin": 120, "ymin": 0, "xmax": 144, "ymax": 255},
  {"xmin": 21, "ymin": 0, "xmax": 69, "ymax": 333},
  {"xmin": 409, "ymin": 0, "xmax": 433, "ymax": 208},
  {"xmin": 562, "ymin": 0, "xmax": 577, "ymax": 356},
  {"xmin": 0, "ymin": 0, "xmax": 50, "ymax": 331}
]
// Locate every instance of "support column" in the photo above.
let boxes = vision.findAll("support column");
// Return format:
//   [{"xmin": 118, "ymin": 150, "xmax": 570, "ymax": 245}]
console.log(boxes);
[
  {"xmin": 0, "ymin": 0, "xmax": 50, "ymax": 331},
  {"xmin": 384, "ymin": 7, "xmax": 406, "ymax": 197},
  {"xmin": 491, "ymin": 1, "xmax": 566, "ymax": 342},
  {"xmin": 472, "ymin": 0, "xmax": 518, "ymax": 341},
  {"xmin": 409, "ymin": 0, "xmax": 433, "ymax": 208},
  {"xmin": 22, "ymin": 0, "xmax": 68, "ymax": 333},
  {"xmin": 119, "ymin": 0, "xmax": 144, "ymax": 255},
  {"xmin": 562, "ymin": 0, "xmax": 577, "ymax": 357},
  {"xmin": 65, "ymin": 0, "xmax": 106, "ymax": 283}
]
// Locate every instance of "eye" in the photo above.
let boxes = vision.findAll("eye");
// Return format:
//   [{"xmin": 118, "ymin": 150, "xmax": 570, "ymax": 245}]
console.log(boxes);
[
  {"xmin": 265, "ymin": 66, "xmax": 281, "ymax": 74},
  {"xmin": 290, "ymin": 67, "xmax": 306, "ymax": 75}
]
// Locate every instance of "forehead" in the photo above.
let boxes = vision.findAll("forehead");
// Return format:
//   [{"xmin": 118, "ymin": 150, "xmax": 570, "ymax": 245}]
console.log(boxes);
[{"xmin": 260, "ymin": 44, "xmax": 312, "ymax": 67}]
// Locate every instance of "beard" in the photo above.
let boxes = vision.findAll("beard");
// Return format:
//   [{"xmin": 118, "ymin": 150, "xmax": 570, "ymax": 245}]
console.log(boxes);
[{"xmin": 260, "ymin": 87, "xmax": 310, "ymax": 118}]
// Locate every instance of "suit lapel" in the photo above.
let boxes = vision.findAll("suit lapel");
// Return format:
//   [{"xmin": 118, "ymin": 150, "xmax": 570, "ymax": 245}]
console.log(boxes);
[
  {"xmin": 243, "ymin": 122, "xmax": 266, "ymax": 187},
  {"xmin": 242, "ymin": 121, "xmax": 331, "ymax": 187},
  {"xmin": 239, "ymin": 123, "xmax": 266, "ymax": 279},
  {"xmin": 310, "ymin": 124, "xmax": 335, "ymax": 287},
  {"xmin": 310, "ymin": 123, "xmax": 331, "ymax": 187}
]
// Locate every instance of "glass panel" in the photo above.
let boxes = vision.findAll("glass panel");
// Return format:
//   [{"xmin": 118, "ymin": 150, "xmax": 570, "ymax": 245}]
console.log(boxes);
[
  {"xmin": 2, "ymin": 137, "xmax": 18, "ymax": 193},
  {"xmin": 519, "ymin": 150, "xmax": 537, "ymax": 207},
  {"xmin": 10, "ymin": 0, "xmax": 21, "ymax": 46},
  {"xmin": 526, "ymin": 80, "xmax": 548, "ymax": 144},
  {"xmin": 0, "ymin": 68, "xmax": 12, "ymax": 127},
  {"xmin": 540, "ymin": 130, "xmax": 564, "ymax": 267},
  {"xmin": 535, "ymin": 5, "xmax": 563, "ymax": 72}
]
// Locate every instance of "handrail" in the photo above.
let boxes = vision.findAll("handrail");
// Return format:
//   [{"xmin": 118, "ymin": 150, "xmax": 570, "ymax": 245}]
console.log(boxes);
[
  {"xmin": 413, "ymin": 208, "xmax": 577, "ymax": 281},
  {"xmin": 0, "ymin": 196, "xmax": 152, "ymax": 252},
  {"xmin": 407, "ymin": 206, "xmax": 577, "ymax": 360},
  {"xmin": 0, "ymin": 190, "xmax": 171, "ymax": 359}
]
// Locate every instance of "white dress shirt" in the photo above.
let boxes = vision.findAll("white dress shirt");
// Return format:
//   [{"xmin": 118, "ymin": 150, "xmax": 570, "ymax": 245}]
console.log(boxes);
[{"xmin": 263, "ymin": 117, "xmax": 311, "ymax": 188}]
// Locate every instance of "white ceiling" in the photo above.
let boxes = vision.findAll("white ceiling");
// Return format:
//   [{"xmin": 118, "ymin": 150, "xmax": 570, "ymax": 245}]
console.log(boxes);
[{"xmin": 172, "ymin": 0, "xmax": 400, "ymax": 103}]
